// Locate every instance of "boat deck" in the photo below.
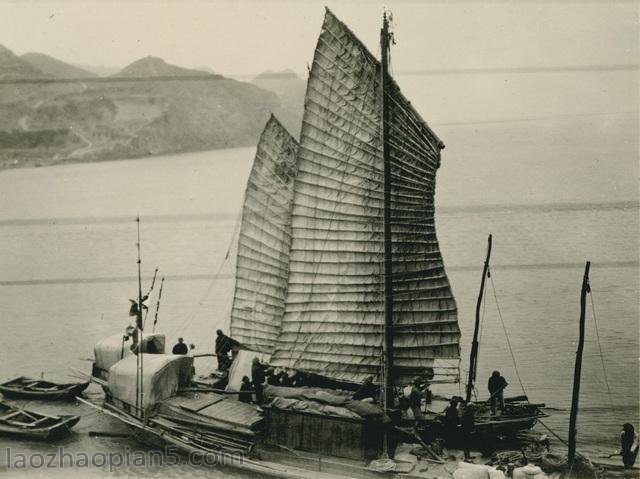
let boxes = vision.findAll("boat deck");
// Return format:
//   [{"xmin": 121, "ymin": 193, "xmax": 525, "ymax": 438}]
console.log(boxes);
[{"xmin": 157, "ymin": 391, "xmax": 262, "ymax": 430}]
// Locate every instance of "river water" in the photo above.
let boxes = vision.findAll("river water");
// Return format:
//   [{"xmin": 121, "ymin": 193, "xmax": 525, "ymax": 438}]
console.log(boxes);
[{"xmin": 0, "ymin": 148, "xmax": 637, "ymax": 476}]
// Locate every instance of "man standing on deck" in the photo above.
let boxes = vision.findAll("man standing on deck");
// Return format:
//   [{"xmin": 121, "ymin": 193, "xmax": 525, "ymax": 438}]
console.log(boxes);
[
  {"xmin": 239, "ymin": 376, "xmax": 253, "ymax": 403},
  {"xmin": 488, "ymin": 370, "xmax": 508, "ymax": 415},
  {"xmin": 620, "ymin": 423, "xmax": 639, "ymax": 468},
  {"xmin": 251, "ymin": 357, "xmax": 266, "ymax": 405},
  {"xmin": 409, "ymin": 377, "xmax": 427, "ymax": 425},
  {"xmin": 214, "ymin": 329, "xmax": 239, "ymax": 371},
  {"xmin": 443, "ymin": 398, "xmax": 460, "ymax": 443},
  {"xmin": 171, "ymin": 337, "xmax": 188, "ymax": 355},
  {"xmin": 460, "ymin": 403, "xmax": 476, "ymax": 461}
]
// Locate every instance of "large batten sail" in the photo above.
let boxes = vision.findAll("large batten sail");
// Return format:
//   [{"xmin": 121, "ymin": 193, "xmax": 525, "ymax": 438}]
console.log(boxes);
[
  {"xmin": 229, "ymin": 115, "xmax": 299, "ymax": 353},
  {"xmin": 386, "ymin": 75, "xmax": 459, "ymax": 383},
  {"xmin": 270, "ymin": 9, "xmax": 459, "ymax": 385}
]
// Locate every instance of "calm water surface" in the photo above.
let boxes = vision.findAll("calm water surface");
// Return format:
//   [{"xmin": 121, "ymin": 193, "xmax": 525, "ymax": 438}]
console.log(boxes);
[{"xmin": 0, "ymin": 148, "xmax": 637, "ymax": 476}]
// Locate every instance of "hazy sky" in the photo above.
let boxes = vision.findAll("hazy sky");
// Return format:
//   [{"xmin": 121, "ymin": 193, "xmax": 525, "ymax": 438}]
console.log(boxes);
[
  {"xmin": 2, "ymin": 0, "xmax": 638, "ymax": 203},
  {"xmin": 2, "ymin": 1, "xmax": 637, "ymax": 75},
  {"xmin": 2, "ymin": 2, "xmax": 637, "ymax": 115}
]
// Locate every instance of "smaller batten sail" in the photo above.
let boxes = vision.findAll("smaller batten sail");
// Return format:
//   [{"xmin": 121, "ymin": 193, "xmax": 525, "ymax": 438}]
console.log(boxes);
[{"xmin": 229, "ymin": 115, "xmax": 299, "ymax": 354}]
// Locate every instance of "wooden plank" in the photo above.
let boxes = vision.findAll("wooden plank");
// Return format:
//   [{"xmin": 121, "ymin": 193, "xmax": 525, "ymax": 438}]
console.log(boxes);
[
  {"xmin": 263, "ymin": 408, "xmax": 303, "ymax": 450},
  {"xmin": 178, "ymin": 393, "xmax": 225, "ymax": 412},
  {"xmin": 197, "ymin": 399, "xmax": 262, "ymax": 428}
]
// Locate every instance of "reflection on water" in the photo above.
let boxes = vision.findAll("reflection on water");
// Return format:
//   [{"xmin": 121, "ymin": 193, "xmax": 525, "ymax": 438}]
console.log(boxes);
[{"xmin": 0, "ymin": 148, "xmax": 637, "ymax": 475}]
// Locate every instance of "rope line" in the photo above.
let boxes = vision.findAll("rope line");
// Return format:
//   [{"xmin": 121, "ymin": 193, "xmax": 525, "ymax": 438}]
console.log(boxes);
[
  {"xmin": 486, "ymin": 270, "xmax": 588, "ymax": 456},
  {"xmin": 589, "ymin": 290, "xmax": 615, "ymax": 411},
  {"xmin": 488, "ymin": 270, "xmax": 527, "ymax": 396},
  {"xmin": 537, "ymin": 418, "xmax": 569, "ymax": 448},
  {"xmin": 169, "ymin": 210, "xmax": 242, "ymax": 337}
]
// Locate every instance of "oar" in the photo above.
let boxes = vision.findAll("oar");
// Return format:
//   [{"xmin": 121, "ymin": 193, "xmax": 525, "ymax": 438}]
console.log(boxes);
[
  {"xmin": 89, "ymin": 431, "xmax": 130, "ymax": 438},
  {"xmin": 597, "ymin": 452, "xmax": 621, "ymax": 459}
]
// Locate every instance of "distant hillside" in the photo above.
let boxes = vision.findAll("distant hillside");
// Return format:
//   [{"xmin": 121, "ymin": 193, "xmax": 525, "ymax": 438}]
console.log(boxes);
[
  {"xmin": 21, "ymin": 53, "xmax": 96, "ymax": 79},
  {"xmin": 252, "ymin": 69, "xmax": 306, "ymax": 137},
  {"xmin": 0, "ymin": 73, "xmax": 299, "ymax": 169},
  {"xmin": 0, "ymin": 44, "xmax": 47, "ymax": 80},
  {"xmin": 0, "ymin": 50, "xmax": 307, "ymax": 170},
  {"xmin": 113, "ymin": 57, "xmax": 213, "ymax": 78},
  {"xmin": 76, "ymin": 64, "xmax": 120, "ymax": 77},
  {"xmin": 254, "ymin": 69, "xmax": 300, "ymax": 81}
]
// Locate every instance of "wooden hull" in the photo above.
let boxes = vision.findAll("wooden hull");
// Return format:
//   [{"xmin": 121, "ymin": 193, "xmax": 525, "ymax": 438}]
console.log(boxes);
[
  {"xmin": 0, "ymin": 415, "xmax": 80, "ymax": 440},
  {"xmin": 0, "ymin": 377, "xmax": 89, "ymax": 401},
  {"xmin": 474, "ymin": 415, "xmax": 540, "ymax": 436},
  {"xmin": 0, "ymin": 403, "xmax": 80, "ymax": 440}
]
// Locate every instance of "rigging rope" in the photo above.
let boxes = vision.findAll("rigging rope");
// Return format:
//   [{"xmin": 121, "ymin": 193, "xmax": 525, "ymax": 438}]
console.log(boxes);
[
  {"xmin": 475, "ymin": 276, "xmax": 489, "ymax": 393},
  {"xmin": 169, "ymin": 211, "xmax": 242, "ymax": 337},
  {"xmin": 537, "ymin": 418, "xmax": 569, "ymax": 448},
  {"xmin": 488, "ymin": 269, "xmax": 528, "ymax": 397},
  {"xmin": 589, "ymin": 290, "xmax": 615, "ymax": 411}
]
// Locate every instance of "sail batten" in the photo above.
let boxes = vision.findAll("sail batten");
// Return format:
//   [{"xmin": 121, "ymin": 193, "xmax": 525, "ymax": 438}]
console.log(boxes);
[
  {"xmin": 267, "ymin": 9, "xmax": 459, "ymax": 384},
  {"xmin": 229, "ymin": 115, "xmax": 299, "ymax": 354}
]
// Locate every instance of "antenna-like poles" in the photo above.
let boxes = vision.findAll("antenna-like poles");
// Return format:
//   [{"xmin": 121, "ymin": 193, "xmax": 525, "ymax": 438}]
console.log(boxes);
[
  {"xmin": 153, "ymin": 277, "xmax": 165, "ymax": 333},
  {"xmin": 135, "ymin": 217, "xmax": 144, "ymax": 419}
]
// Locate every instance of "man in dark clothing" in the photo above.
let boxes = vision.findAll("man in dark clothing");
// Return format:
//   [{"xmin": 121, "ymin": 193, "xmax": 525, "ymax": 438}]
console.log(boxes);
[
  {"xmin": 424, "ymin": 382, "xmax": 433, "ymax": 405},
  {"xmin": 239, "ymin": 376, "xmax": 253, "ymax": 403},
  {"xmin": 409, "ymin": 377, "xmax": 425, "ymax": 425},
  {"xmin": 251, "ymin": 357, "xmax": 266, "ymax": 404},
  {"xmin": 352, "ymin": 376, "xmax": 378, "ymax": 402},
  {"xmin": 443, "ymin": 398, "xmax": 460, "ymax": 441},
  {"xmin": 488, "ymin": 370, "xmax": 508, "ymax": 415},
  {"xmin": 621, "ymin": 423, "xmax": 639, "ymax": 468},
  {"xmin": 215, "ymin": 329, "xmax": 239, "ymax": 371},
  {"xmin": 460, "ymin": 403, "xmax": 476, "ymax": 461},
  {"xmin": 172, "ymin": 337, "xmax": 188, "ymax": 355}
]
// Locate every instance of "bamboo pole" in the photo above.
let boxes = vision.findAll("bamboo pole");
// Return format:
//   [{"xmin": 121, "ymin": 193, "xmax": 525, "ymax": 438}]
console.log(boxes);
[
  {"xmin": 568, "ymin": 261, "xmax": 590, "ymax": 468},
  {"xmin": 466, "ymin": 234, "xmax": 492, "ymax": 402}
]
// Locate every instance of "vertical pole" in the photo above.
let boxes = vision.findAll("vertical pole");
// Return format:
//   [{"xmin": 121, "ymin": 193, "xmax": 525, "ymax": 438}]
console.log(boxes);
[
  {"xmin": 136, "ymin": 217, "xmax": 144, "ymax": 420},
  {"xmin": 380, "ymin": 11, "xmax": 394, "ymax": 413},
  {"xmin": 568, "ymin": 261, "xmax": 590, "ymax": 467},
  {"xmin": 466, "ymin": 234, "xmax": 492, "ymax": 402},
  {"xmin": 153, "ymin": 277, "xmax": 165, "ymax": 333}
]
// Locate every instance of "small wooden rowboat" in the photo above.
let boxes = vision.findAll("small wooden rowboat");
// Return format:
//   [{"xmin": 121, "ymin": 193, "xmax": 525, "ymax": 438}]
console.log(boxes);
[
  {"xmin": 0, "ymin": 402, "xmax": 80, "ymax": 440},
  {"xmin": 0, "ymin": 376, "xmax": 89, "ymax": 400}
]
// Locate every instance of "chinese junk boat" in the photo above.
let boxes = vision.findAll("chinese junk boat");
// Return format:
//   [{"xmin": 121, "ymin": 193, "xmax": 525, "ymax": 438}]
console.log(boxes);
[{"xmin": 84, "ymin": 8, "xmax": 545, "ymax": 477}]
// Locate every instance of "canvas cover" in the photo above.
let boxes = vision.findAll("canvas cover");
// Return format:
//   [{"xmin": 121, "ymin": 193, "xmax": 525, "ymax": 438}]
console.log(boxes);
[
  {"xmin": 270, "ymin": 9, "xmax": 459, "ymax": 385},
  {"xmin": 94, "ymin": 333, "xmax": 134, "ymax": 372},
  {"xmin": 108, "ymin": 354, "xmax": 192, "ymax": 409},
  {"xmin": 229, "ymin": 115, "xmax": 299, "ymax": 353},
  {"xmin": 94, "ymin": 333, "xmax": 166, "ymax": 372},
  {"xmin": 226, "ymin": 349, "xmax": 270, "ymax": 392}
]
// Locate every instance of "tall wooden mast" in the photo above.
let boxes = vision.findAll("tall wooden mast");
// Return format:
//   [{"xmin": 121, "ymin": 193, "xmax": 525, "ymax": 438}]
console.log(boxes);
[
  {"xmin": 466, "ymin": 234, "xmax": 492, "ymax": 402},
  {"xmin": 568, "ymin": 261, "xmax": 590, "ymax": 467},
  {"xmin": 380, "ymin": 11, "xmax": 394, "ymax": 411},
  {"xmin": 136, "ymin": 217, "xmax": 144, "ymax": 418}
]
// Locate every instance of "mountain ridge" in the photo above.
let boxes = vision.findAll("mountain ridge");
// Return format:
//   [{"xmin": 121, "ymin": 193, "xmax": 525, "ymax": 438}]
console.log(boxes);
[
  {"xmin": 113, "ymin": 56, "xmax": 216, "ymax": 78},
  {"xmin": 0, "ymin": 44, "xmax": 48, "ymax": 80},
  {"xmin": 0, "ymin": 46, "xmax": 304, "ymax": 170},
  {"xmin": 21, "ymin": 53, "xmax": 96, "ymax": 79}
]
